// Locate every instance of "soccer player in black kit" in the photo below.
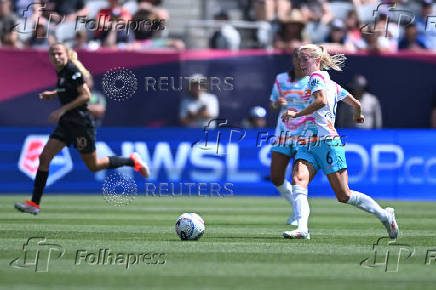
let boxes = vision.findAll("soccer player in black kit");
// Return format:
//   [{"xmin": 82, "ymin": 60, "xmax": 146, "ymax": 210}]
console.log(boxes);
[{"xmin": 15, "ymin": 42, "xmax": 149, "ymax": 215}]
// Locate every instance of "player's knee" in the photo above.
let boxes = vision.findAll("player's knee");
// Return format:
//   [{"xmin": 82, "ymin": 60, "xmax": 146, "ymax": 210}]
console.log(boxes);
[
  {"xmin": 86, "ymin": 163, "xmax": 100, "ymax": 172},
  {"xmin": 292, "ymin": 173, "xmax": 308, "ymax": 187}
]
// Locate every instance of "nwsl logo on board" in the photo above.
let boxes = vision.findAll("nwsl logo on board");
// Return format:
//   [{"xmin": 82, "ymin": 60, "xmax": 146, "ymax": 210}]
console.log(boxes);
[{"xmin": 18, "ymin": 135, "xmax": 73, "ymax": 186}]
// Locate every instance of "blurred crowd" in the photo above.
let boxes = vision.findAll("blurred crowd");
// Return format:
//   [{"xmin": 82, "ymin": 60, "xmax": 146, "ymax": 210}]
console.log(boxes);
[
  {"xmin": 235, "ymin": 0, "xmax": 436, "ymax": 52},
  {"xmin": 1, "ymin": 0, "xmax": 436, "ymax": 52},
  {"xmin": 0, "ymin": 0, "xmax": 184, "ymax": 50}
]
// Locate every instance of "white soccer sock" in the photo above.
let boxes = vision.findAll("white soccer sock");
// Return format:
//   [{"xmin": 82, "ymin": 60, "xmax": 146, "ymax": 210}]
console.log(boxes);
[
  {"xmin": 275, "ymin": 181, "xmax": 293, "ymax": 205},
  {"xmin": 292, "ymin": 185, "xmax": 310, "ymax": 232},
  {"xmin": 347, "ymin": 190, "xmax": 387, "ymax": 222},
  {"xmin": 286, "ymin": 182, "xmax": 297, "ymax": 220}
]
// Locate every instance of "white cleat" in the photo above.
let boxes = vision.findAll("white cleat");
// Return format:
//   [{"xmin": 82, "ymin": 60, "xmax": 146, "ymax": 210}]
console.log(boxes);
[
  {"xmin": 383, "ymin": 207, "xmax": 399, "ymax": 239},
  {"xmin": 283, "ymin": 229, "xmax": 310, "ymax": 240}
]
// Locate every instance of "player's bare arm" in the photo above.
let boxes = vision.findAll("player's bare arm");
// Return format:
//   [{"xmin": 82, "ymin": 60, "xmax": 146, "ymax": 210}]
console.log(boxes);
[
  {"xmin": 343, "ymin": 94, "xmax": 364, "ymax": 123},
  {"xmin": 49, "ymin": 84, "xmax": 91, "ymax": 123},
  {"xmin": 270, "ymin": 97, "xmax": 287, "ymax": 111},
  {"xmin": 281, "ymin": 90, "xmax": 327, "ymax": 121},
  {"xmin": 39, "ymin": 90, "xmax": 58, "ymax": 100}
]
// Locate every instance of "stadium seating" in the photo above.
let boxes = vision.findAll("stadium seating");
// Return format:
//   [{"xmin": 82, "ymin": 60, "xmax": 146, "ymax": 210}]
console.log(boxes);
[
  {"xmin": 86, "ymin": 0, "xmax": 109, "ymax": 19},
  {"xmin": 329, "ymin": 2, "xmax": 354, "ymax": 20}
]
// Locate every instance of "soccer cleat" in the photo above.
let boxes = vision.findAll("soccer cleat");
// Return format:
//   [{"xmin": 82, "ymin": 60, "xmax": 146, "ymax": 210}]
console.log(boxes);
[
  {"xmin": 383, "ymin": 207, "xmax": 399, "ymax": 239},
  {"xmin": 129, "ymin": 152, "xmax": 150, "ymax": 178},
  {"xmin": 283, "ymin": 229, "xmax": 310, "ymax": 240},
  {"xmin": 14, "ymin": 200, "xmax": 40, "ymax": 215},
  {"xmin": 286, "ymin": 214, "xmax": 298, "ymax": 226}
]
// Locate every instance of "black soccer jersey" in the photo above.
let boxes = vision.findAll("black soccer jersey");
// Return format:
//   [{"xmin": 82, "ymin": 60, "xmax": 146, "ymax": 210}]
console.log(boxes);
[{"xmin": 56, "ymin": 61, "xmax": 89, "ymax": 120}]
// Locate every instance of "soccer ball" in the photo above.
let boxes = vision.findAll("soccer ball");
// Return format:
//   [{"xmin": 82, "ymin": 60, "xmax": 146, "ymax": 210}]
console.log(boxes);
[{"xmin": 175, "ymin": 213, "xmax": 205, "ymax": 240}]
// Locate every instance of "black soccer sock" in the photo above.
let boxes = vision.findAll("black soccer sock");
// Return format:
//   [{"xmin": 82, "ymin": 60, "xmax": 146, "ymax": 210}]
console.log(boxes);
[
  {"xmin": 108, "ymin": 156, "xmax": 134, "ymax": 169},
  {"xmin": 31, "ymin": 170, "xmax": 49, "ymax": 205}
]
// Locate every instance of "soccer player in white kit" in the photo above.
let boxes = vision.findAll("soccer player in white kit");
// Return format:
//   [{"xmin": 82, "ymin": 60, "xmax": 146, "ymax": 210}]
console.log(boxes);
[{"xmin": 281, "ymin": 44, "xmax": 399, "ymax": 239}]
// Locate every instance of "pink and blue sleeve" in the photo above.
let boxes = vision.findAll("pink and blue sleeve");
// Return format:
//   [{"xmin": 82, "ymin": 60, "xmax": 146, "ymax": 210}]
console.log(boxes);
[
  {"xmin": 335, "ymin": 83, "xmax": 349, "ymax": 101},
  {"xmin": 309, "ymin": 73, "xmax": 326, "ymax": 93},
  {"xmin": 338, "ymin": 87, "xmax": 349, "ymax": 101}
]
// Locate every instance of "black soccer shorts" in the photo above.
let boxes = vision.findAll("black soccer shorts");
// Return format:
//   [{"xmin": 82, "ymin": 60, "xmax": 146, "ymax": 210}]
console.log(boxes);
[{"xmin": 50, "ymin": 118, "xmax": 96, "ymax": 154}]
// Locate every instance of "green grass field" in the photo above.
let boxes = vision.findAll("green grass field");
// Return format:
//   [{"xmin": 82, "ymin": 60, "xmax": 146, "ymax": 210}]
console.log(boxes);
[{"xmin": 1, "ymin": 195, "xmax": 436, "ymax": 290}]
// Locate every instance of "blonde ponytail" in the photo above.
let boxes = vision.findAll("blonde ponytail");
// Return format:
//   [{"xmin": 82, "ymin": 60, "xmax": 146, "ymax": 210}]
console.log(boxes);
[
  {"xmin": 298, "ymin": 44, "xmax": 347, "ymax": 71},
  {"xmin": 65, "ymin": 47, "xmax": 90, "ymax": 79},
  {"xmin": 319, "ymin": 45, "xmax": 346, "ymax": 71}
]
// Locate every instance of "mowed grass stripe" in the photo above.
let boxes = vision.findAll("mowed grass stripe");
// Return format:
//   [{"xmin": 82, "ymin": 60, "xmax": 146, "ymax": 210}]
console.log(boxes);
[
  {"xmin": 1, "ymin": 195, "xmax": 436, "ymax": 290},
  {"xmin": 1, "ymin": 265, "xmax": 436, "ymax": 290}
]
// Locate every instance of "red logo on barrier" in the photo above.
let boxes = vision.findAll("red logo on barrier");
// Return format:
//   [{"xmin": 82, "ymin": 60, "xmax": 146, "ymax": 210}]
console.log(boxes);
[
  {"xmin": 20, "ymin": 138, "xmax": 44, "ymax": 175},
  {"xmin": 18, "ymin": 135, "xmax": 73, "ymax": 186}
]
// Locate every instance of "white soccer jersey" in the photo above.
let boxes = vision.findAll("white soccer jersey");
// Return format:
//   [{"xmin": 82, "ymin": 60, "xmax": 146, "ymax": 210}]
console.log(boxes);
[{"xmin": 305, "ymin": 71, "xmax": 349, "ymax": 137}]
